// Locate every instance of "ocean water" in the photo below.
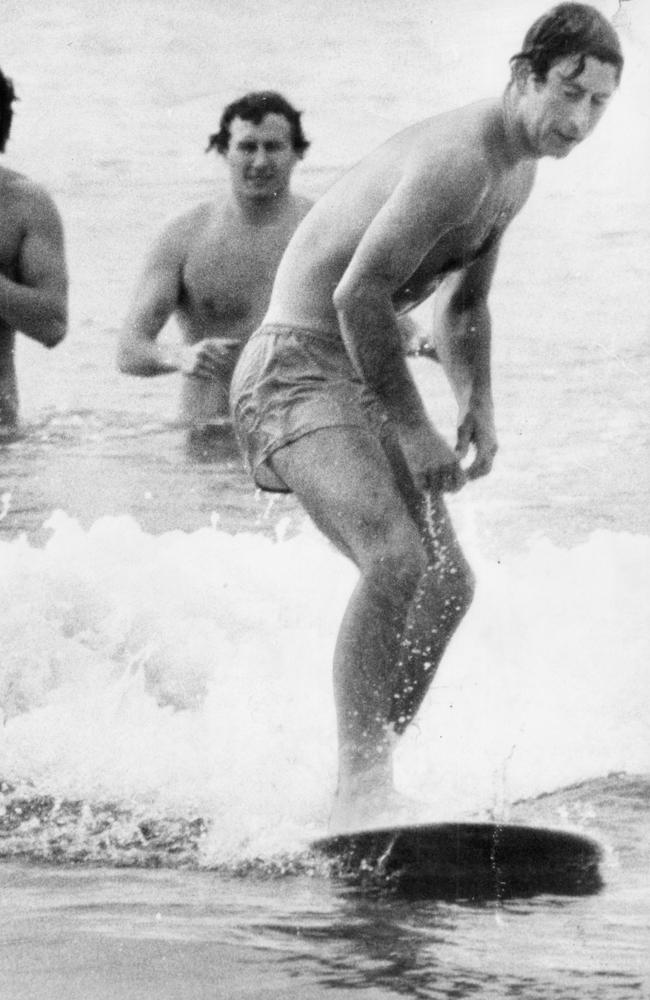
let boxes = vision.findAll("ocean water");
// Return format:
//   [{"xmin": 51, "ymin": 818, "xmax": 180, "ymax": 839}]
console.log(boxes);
[{"xmin": 1, "ymin": 1, "xmax": 649, "ymax": 997}]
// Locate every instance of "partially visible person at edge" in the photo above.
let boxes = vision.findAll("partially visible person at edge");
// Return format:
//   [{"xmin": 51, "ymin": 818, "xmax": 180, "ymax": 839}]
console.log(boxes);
[
  {"xmin": 117, "ymin": 91, "xmax": 313, "ymax": 456},
  {"xmin": 0, "ymin": 68, "xmax": 68, "ymax": 438},
  {"xmin": 230, "ymin": 5, "xmax": 624, "ymax": 832}
]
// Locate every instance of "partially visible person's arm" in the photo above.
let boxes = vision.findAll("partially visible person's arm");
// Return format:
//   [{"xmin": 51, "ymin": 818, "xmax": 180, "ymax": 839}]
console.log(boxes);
[
  {"xmin": 0, "ymin": 184, "xmax": 67, "ymax": 346},
  {"xmin": 118, "ymin": 220, "xmax": 241, "ymax": 380},
  {"xmin": 432, "ymin": 240, "xmax": 501, "ymax": 480}
]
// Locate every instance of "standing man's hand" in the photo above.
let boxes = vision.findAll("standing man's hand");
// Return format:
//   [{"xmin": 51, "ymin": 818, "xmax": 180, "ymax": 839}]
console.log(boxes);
[
  {"xmin": 455, "ymin": 396, "xmax": 498, "ymax": 480},
  {"xmin": 399, "ymin": 420, "xmax": 466, "ymax": 494}
]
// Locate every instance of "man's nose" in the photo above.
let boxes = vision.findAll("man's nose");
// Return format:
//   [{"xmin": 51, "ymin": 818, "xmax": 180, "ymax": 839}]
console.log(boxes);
[
  {"xmin": 567, "ymin": 100, "xmax": 592, "ymax": 140},
  {"xmin": 252, "ymin": 146, "xmax": 270, "ymax": 168}
]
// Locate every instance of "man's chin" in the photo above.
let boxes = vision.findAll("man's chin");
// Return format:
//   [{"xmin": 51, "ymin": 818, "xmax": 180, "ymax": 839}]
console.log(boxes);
[{"xmin": 545, "ymin": 135, "xmax": 579, "ymax": 158}]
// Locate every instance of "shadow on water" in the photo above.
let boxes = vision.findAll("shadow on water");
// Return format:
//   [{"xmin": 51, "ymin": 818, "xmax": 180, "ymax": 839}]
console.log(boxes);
[
  {"xmin": 266, "ymin": 892, "xmax": 469, "ymax": 998},
  {"xmin": 250, "ymin": 881, "xmax": 610, "ymax": 1000}
]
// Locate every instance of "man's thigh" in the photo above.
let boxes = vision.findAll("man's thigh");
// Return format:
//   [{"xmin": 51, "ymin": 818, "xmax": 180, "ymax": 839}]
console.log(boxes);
[{"xmin": 269, "ymin": 425, "xmax": 419, "ymax": 564}]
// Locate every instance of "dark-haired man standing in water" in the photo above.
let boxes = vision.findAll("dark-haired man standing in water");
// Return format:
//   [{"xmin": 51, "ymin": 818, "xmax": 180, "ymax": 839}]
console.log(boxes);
[
  {"xmin": 118, "ymin": 91, "xmax": 313, "ymax": 453},
  {"xmin": 231, "ymin": 4, "xmax": 624, "ymax": 831},
  {"xmin": 0, "ymin": 68, "xmax": 68, "ymax": 436}
]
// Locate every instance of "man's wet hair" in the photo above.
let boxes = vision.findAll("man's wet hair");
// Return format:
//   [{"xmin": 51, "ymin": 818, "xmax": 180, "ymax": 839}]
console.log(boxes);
[
  {"xmin": 206, "ymin": 91, "xmax": 310, "ymax": 156},
  {"xmin": 0, "ymin": 68, "xmax": 17, "ymax": 153},
  {"xmin": 511, "ymin": 3, "xmax": 624, "ymax": 83}
]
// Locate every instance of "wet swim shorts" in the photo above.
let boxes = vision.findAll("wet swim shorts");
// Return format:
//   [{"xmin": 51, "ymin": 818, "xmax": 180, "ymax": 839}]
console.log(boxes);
[{"xmin": 230, "ymin": 323, "xmax": 389, "ymax": 492}]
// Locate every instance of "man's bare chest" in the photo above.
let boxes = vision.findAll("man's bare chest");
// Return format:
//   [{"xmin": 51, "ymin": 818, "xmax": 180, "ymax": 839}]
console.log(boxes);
[
  {"xmin": 396, "ymin": 171, "xmax": 532, "ymax": 307},
  {"xmin": 181, "ymin": 227, "xmax": 289, "ymax": 319}
]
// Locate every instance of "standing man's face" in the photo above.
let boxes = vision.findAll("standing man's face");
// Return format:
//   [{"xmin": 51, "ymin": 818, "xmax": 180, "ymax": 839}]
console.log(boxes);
[
  {"xmin": 224, "ymin": 114, "xmax": 300, "ymax": 201},
  {"xmin": 519, "ymin": 55, "xmax": 619, "ymax": 158}
]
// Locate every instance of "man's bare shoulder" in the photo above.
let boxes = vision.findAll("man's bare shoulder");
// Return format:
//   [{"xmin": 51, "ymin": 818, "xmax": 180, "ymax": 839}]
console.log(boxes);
[
  {"xmin": 395, "ymin": 99, "xmax": 530, "ymax": 223},
  {"xmin": 410, "ymin": 100, "xmax": 503, "ymax": 173},
  {"xmin": 158, "ymin": 200, "xmax": 215, "ymax": 239},
  {"xmin": 384, "ymin": 102, "xmax": 502, "ymax": 226},
  {"xmin": 145, "ymin": 201, "xmax": 218, "ymax": 265},
  {"xmin": 0, "ymin": 168, "xmax": 63, "ymax": 228},
  {"xmin": 0, "ymin": 165, "xmax": 40, "ymax": 199}
]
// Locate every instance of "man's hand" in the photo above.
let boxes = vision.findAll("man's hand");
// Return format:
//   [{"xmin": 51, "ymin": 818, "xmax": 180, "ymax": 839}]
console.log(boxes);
[
  {"xmin": 455, "ymin": 397, "xmax": 498, "ymax": 480},
  {"xmin": 178, "ymin": 338, "xmax": 242, "ymax": 379},
  {"xmin": 398, "ymin": 420, "xmax": 466, "ymax": 494}
]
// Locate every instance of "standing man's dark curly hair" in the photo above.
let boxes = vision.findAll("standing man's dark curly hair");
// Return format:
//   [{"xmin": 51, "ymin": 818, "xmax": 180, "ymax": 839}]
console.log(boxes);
[
  {"xmin": 206, "ymin": 91, "xmax": 310, "ymax": 157},
  {"xmin": 0, "ymin": 69, "xmax": 17, "ymax": 154}
]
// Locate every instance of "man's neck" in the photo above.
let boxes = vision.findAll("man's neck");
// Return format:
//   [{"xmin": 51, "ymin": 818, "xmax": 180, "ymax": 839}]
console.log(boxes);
[
  {"xmin": 500, "ymin": 86, "xmax": 536, "ymax": 165},
  {"xmin": 233, "ymin": 188, "xmax": 293, "ymax": 224}
]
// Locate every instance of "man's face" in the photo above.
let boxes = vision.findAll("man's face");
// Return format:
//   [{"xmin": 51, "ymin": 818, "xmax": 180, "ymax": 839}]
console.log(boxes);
[
  {"xmin": 224, "ymin": 113, "xmax": 300, "ymax": 201},
  {"xmin": 519, "ymin": 55, "xmax": 619, "ymax": 158}
]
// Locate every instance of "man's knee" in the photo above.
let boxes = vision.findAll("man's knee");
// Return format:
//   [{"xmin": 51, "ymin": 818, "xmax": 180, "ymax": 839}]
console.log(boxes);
[{"xmin": 361, "ymin": 521, "xmax": 427, "ymax": 608}]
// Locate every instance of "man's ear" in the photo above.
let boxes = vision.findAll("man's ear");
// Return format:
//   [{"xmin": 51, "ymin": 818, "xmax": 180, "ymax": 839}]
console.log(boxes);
[{"xmin": 511, "ymin": 59, "xmax": 534, "ymax": 92}]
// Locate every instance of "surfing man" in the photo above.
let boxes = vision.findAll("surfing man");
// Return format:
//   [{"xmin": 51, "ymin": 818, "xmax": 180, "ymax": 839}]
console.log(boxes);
[
  {"xmin": 117, "ymin": 91, "xmax": 313, "ymax": 453},
  {"xmin": 0, "ymin": 68, "xmax": 68, "ymax": 437},
  {"xmin": 230, "ymin": 4, "xmax": 624, "ymax": 831}
]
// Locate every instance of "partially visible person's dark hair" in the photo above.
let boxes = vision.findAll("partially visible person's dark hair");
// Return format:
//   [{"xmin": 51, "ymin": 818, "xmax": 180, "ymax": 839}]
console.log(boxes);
[
  {"xmin": 510, "ymin": 3, "xmax": 624, "ymax": 83},
  {"xmin": 0, "ymin": 68, "xmax": 17, "ymax": 153},
  {"xmin": 206, "ymin": 91, "xmax": 310, "ymax": 156}
]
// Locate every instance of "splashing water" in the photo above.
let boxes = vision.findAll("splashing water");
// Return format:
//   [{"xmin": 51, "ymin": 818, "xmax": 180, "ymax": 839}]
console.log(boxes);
[{"xmin": 1, "ymin": 513, "xmax": 647, "ymax": 867}]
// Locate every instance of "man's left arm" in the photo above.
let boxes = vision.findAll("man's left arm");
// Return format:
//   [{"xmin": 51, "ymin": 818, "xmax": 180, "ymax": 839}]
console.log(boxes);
[
  {"xmin": 432, "ymin": 239, "xmax": 501, "ymax": 480},
  {"xmin": 0, "ymin": 185, "xmax": 68, "ymax": 347}
]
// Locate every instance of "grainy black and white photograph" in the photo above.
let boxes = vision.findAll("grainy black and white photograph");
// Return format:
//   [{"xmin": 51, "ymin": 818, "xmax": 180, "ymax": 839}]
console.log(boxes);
[{"xmin": 1, "ymin": 1, "xmax": 648, "ymax": 997}]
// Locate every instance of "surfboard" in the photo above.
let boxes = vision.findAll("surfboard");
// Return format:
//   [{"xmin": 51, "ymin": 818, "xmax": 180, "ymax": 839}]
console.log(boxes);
[{"xmin": 311, "ymin": 822, "xmax": 603, "ymax": 899}]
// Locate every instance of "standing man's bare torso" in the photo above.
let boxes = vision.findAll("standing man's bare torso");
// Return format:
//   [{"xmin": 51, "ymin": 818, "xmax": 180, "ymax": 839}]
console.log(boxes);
[{"xmin": 266, "ymin": 100, "xmax": 536, "ymax": 334}]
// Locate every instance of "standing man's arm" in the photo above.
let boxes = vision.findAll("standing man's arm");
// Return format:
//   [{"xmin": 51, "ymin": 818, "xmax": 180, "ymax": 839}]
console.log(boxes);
[
  {"xmin": 0, "ymin": 184, "xmax": 67, "ymax": 346},
  {"xmin": 332, "ymin": 169, "xmax": 487, "ymax": 493},
  {"xmin": 432, "ymin": 241, "xmax": 501, "ymax": 480}
]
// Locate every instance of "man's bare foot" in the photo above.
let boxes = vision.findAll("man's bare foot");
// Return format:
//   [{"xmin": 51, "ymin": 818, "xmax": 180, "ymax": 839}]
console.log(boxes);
[{"xmin": 328, "ymin": 785, "xmax": 433, "ymax": 835}]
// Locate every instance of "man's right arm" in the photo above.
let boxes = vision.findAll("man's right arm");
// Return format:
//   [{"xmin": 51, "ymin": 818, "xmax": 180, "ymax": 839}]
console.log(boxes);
[
  {"xmin": 332, "ymin": 165, "xmax": 487, "ymax": 493},
  {"xmin": 117, "ymin": 223, "xmax": 186, "ymax": 376}
]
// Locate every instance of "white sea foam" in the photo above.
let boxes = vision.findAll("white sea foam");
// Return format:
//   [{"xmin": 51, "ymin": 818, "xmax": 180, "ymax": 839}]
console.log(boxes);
[{"xmin": 1, "ymin": 514, "xmax": 647, "ymax": 862}]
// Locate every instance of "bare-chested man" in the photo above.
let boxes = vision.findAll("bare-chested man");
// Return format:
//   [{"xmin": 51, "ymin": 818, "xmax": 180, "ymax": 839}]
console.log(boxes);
[
  {"xmin": 231, "ymin": 5, "xmax": 624, "ymax": 831},
  {"xmin": 0, "ymin": 68, "xmax": 68, "ymax": 437},
  {"xmin": 117, "ymin": 91, "xmax": 313, "ymax": 448}
]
